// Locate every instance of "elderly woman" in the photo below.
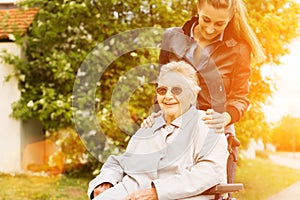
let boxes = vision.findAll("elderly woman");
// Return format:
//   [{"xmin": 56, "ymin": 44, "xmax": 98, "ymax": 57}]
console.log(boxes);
[{"xmin": 88, "ymin": 61, "xmax": 228, "ymax": 200}]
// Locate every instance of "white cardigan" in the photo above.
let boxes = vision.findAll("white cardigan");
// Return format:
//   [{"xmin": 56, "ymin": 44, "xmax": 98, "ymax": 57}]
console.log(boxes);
[{"xmin": 88, "ymin": 106, "xmax": 228, "ymax": 200}]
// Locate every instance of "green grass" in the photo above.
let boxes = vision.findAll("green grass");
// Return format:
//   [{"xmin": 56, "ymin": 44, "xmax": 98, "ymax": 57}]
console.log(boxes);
[
  {"xmin": 1, "ymin": 158, "xmax": 300, "ymax": 200},
  {"xmin": 0, "ymin": 174, "xmax": 90, "ymax": 200},
  {"xmin": 233, "ymin": 158, "xmax": 300, "ymax": 200}
]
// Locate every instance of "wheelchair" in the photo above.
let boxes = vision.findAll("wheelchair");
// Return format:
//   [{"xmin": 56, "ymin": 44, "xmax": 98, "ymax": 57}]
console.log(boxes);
[
  {"xmin": 202, "ymin": 183, "xmax": 244, "ymax": 200},
  {"xmin": 201, "ymin": 133, "xmax": 244, "ymax": 200}
]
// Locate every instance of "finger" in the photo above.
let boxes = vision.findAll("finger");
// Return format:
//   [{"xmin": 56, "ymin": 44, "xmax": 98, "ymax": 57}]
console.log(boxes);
[
  {"xmin": 206, "ymin": 109, "xmax": 214, "ymax": 114},
  {"xmin": 202, "ymin": 112, "xmax": 214, "ymax": 121},
  {"xmin": 142, "ymin": 111, "xmax": 160, "ymax": 128},
  {"xmin": 141, "ymin": 120, "xmax": 146, "ymax": 128},
  {"xmin": 203, "ymin": 111, "xmax": 221, "ymax": 121},
  {"xmin": 206, "ymin": 118, "xmax": 225, "ymax": 128},
  {"xmin": 204, "ymin": 118, "xmax": 224, "ymax": 125},
  {"xmin": 152, "ymin": 110, "xmax": 162, "ymax": 118},
  {"xmin": 206, "ymin": 109, "xmax": 224, "ymax": 118},
  {"xmin": 145, "ymin": 117, "xmax": 153, "ymax": 127},
  {"xmin": 208, "ymin": 124, "xmax": 224, "ymax": 130},
  {"xmin": 93, "ymin": 190, "xmax": 100, "ymax": 197},
  {"xmin": 202, "ymin": 115, "xmax": 212, "ymax": 121},
  {"xmin": 125, "ymin": 193, "xmax": 137, "ymax": 200},
  {"xmin": 141, "ymin": 118, "xmax": 153, "ymax": 128},
  {"xmin": 145, "ymin": 116, "xmax": 155, "ymax": 127},
  {"xmin": 93, "ymin": 188, "xmax": 103, "ymax": 197},
  {"xmin": 206, "ymin": 121, "xmax": 222, "ymax": 128},
  {"xmin": 147, "ymin": 116, "xmax": 154, "ymax": 124},
  {"xmin": 124, "ymin": 196, "xmax": 130, "ymax": 200},
  {"xmin": 124, "ymin": 194, "xmax": 133, "ymax": 200},
  {"xmin": 215, "ymin": 127, "xmax": 225, "ymax": 133},
  {"xmin": 210, "ymin": 111, "xmax": 223, "ymax": 118}
]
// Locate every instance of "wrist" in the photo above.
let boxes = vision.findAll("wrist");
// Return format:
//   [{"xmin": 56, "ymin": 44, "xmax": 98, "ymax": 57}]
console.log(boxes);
[{"xmin": 224, "ymin": 112, "xmax": 231, "ymax": 126}]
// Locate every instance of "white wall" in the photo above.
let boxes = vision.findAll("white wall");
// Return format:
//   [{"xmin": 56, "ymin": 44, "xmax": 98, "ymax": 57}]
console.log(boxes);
[{"xmin": 0, "ymin": 42, "xmax": 22, "ymax": 172}]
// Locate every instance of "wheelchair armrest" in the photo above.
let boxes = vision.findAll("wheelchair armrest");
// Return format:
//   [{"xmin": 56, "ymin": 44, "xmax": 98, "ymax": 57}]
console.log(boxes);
[{"xmin": 202, "ymin": 183, "xmax": 244, "ymax": 195}]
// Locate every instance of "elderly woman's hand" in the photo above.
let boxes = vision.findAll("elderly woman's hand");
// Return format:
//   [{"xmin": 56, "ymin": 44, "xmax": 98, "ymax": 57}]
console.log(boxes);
[
  {"xmin": 125, "ymin": 188, "xmax": 158, "ymax": 200},
  {"xmin": 202, "ymin": 109, "xmax": 231, "ymax": 133},
  {"xmin": 140, "ymin": 111, "xmax": 162, "ymax": 128},
  {"xmin": 93, "ymin": 182, "xmax": 113, "ymax": 198}
]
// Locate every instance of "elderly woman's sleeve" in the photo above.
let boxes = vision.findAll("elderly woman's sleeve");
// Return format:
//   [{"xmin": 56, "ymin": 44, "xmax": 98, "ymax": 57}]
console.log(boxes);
[
  {"xmin": 87, "ymin": 155, "xmax": 125, "ymax": 199},
  {"xmin": 152, "ymin": 134, "xmax": 228, "ymax": 199}
]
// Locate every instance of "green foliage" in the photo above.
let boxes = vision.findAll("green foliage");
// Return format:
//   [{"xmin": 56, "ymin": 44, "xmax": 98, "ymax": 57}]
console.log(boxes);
[
  {"xmin": 235, "ymin": 64, "xmax": 274, "ymax": 148},
  {"xmin": 46, "ymin": 128, "xmax": 87, "ymax": 171},
  {"xmin": 1, "ymin": 0, "xmax": 300, "ymax": 170},
  {"xmin": 271, "ymin": 116, "xmax": 300, "ymax": 151},
  {"xmin": 1, "ymin": 0, "xmax": 195, "ymax": 165},
  {"xmin": 236, "ymin": 0, "xmax": 300, "ymax": 147},
  {"xmin": 246, "ymin": 0, "xmax": 300, "ymax": 64}
]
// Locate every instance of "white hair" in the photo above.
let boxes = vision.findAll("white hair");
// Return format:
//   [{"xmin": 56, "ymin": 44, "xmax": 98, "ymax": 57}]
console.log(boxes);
[{"xmin": 157, "ymin": 61, "xmax": 201, "ymax": 104}]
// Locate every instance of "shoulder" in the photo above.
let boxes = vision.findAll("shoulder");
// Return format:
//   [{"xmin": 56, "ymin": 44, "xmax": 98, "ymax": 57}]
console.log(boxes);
[
  {"xmin": 195, "ymin": 109, "xmax": 206, "ymax": 121},
  {"xmin": 132, "ymin": 116, "xmax": 166, "ymax": 138},
  {"xmin": 133, "ymin": 126, "xmax": 157, "ymax": 139},
  {"xmin": 231, "ymin": 40, "xmax": 251, "ymax": 64},
  {"xmin": 188, "ymin": 109, "xmax": 209, "ymax": 133},
  {"xmin": 223, "ymin": 26, "xmax": 251, "ymax": 53},
  {"xmin": 196, "ymin": 109, "xmax": 206, "ymax": 116},
  {"xmin": 224, "ymin": 37, "xmax": 250, "ymax": 50},
  {"xmin": 161, "ymin": 27, "xmax": 194, "ymax": 57},
  {"xmin": 238, "ymin": 41, "xmax": 251, "ymax": 56},
  {"xmin": 233, "ymin": 38, "xmax": 251, "ymax": 54},
  {"xmin": 220, "ymin": 36, "xmax": 251, "ymax": 63},
  {"xmin": 162, "ymin": 27, "xmax": 185, "ymax": 39}
]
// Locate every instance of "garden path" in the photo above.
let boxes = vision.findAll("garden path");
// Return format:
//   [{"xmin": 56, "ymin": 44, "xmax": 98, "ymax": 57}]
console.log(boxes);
[{"xmin": 266, "ymin": 152, "xmax": 300, "ymax": 200}]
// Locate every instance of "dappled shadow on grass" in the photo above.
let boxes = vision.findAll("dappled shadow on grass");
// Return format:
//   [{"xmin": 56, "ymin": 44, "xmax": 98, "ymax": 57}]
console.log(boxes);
[
  {"xmin": 0, "ymin": 173, "xmax": 90, "ymax": 200},
  {"xmin": 233, "ymin": 158, "xmax": 300, "ymax": 200}
]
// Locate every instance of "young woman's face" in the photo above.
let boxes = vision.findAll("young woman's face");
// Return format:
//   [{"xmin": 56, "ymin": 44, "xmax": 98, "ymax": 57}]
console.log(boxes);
[
  {"xmin": 156, "ymin": 72, "xmax": 194, "ymax": 123},
  {"xmin": 197, "ymin": 2, "xmax": 232, "ymax": 42}
]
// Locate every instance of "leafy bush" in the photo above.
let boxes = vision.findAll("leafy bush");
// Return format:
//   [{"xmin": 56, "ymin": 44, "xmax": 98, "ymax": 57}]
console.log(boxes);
[{"xmin": 1, "ymin": 0, "xmax": 300, "ymax": 173}]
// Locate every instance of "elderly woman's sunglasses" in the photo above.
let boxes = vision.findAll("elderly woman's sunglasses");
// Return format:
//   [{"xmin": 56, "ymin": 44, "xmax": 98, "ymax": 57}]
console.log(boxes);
[{"xmin": 156, "ymin": 86, "xmax": 183, "ymax": 96}]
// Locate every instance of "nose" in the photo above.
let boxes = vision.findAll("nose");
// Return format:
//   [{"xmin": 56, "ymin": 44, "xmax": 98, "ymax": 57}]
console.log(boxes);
[
  {"xmin": 165, "ymin": 89, "xmax": 174, "ymax": 98},
  {"xmin": 206, "ymin": 25, "xmax": 215, "ymax": 34}
]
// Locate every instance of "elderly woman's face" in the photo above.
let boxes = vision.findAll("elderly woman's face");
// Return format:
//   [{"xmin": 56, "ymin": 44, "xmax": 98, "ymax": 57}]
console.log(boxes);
[{"xmin": 157, "ymin": 72, "xmax": 194, "ymax": 123}]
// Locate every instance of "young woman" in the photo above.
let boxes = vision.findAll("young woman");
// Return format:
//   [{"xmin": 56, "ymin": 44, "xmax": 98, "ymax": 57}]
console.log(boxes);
[{"xmin": 144, "ymin": 0, "xmax": 265, "ymax": 184}]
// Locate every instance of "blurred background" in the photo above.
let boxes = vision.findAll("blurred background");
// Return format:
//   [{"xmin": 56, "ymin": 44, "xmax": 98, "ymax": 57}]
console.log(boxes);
[{"xmin": 0, "ymin": 0, "xmax": 300, "ymax": 199}]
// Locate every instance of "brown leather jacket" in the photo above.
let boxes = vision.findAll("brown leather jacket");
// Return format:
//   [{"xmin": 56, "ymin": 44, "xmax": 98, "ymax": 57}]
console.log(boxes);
[{"xmin": 158, "ymin": 16, "xmax": 251, "ymax": 124}]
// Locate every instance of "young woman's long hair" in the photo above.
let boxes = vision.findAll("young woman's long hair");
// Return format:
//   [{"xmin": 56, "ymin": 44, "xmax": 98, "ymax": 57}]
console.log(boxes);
[{"xmin": 197, "ymin": 0, "xmax": 266, "ymax": 63}]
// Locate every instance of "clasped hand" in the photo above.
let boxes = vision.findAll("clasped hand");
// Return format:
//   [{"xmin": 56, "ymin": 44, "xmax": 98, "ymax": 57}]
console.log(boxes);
[{"xmin": 202, "ymin": 109, "xmax": 229, "ymax": 133}]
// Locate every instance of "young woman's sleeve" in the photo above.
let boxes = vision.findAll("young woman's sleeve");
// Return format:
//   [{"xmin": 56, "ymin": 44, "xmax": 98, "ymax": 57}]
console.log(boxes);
[{"xmin": 226, "ymin": 43, "xmax": 251, "ymax": 123}]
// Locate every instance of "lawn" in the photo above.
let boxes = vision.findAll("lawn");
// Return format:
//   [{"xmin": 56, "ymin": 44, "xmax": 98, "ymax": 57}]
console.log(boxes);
[
  {"xmin": 1, "ymin": 158, "xmax": 300, "ymax": 200},
  {"xmin": 0, "ymin": 173, "xmax": 90, "ymax": 200},
  {"xmin": 233, "ymin": 158, "xmax": 300, "ymax": 200}
]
